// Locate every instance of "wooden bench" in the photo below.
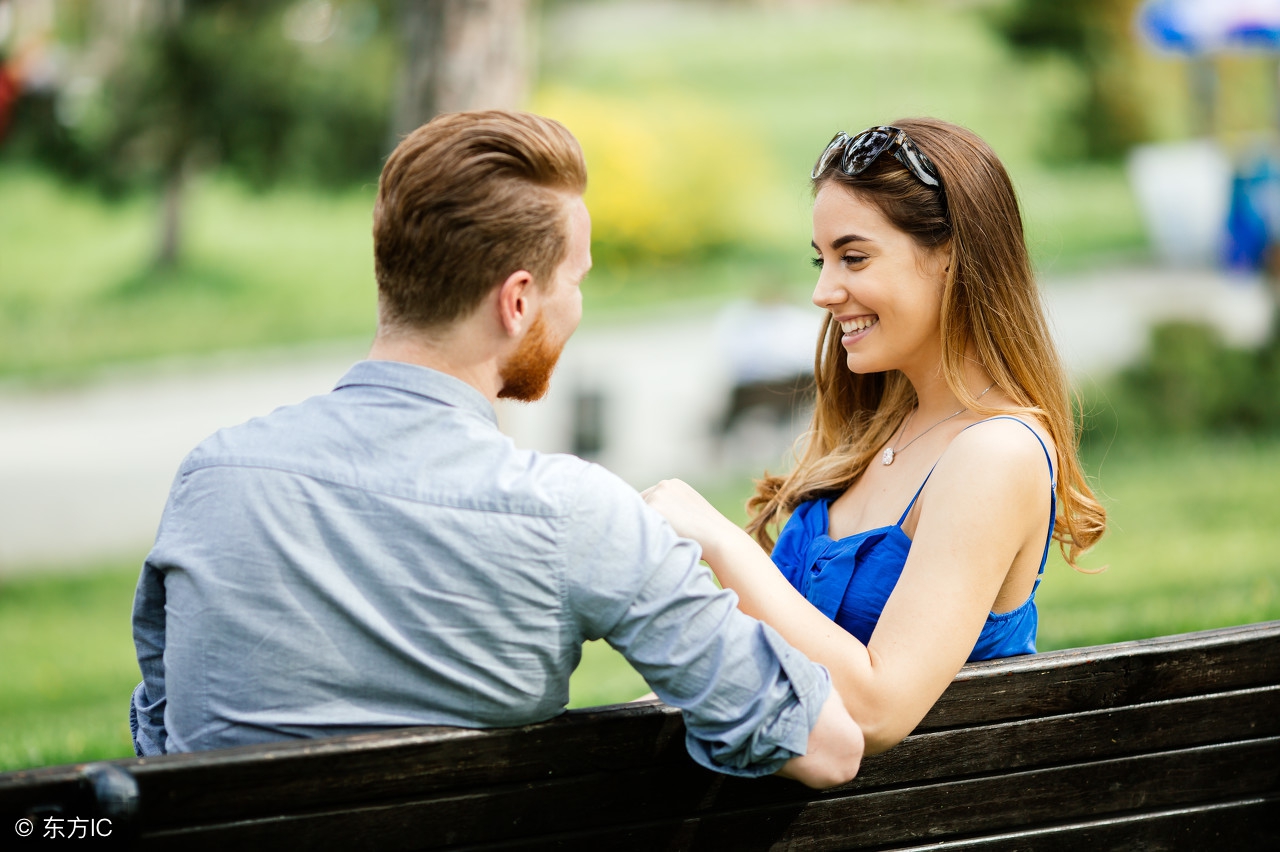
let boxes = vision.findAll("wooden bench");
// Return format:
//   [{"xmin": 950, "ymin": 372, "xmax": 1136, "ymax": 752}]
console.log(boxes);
[{"xmin": 3, "ymin": 620, "xmax": 1278, "ymax": 850}]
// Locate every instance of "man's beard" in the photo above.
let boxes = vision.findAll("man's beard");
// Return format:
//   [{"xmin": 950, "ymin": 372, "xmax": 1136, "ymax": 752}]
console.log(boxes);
[{"xmin": 498, "ymin": 313, "xmax": 565, "ymax": 402}]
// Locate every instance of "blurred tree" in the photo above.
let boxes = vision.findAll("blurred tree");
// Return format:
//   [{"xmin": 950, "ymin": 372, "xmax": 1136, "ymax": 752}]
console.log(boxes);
[
  {"xmin": 4, "ymin": 0, "xmax": 535, "ymax": 270},
  {"xmin": 989, "ymin": 0, "xmax": 1150, "ymax": 161},
  {"xmin": 390, "ymin": 0, "xmax": 532, "ymax": 142},
  {"xmin": 3, "ymin": 0, "xmax": 395, "ymax": 270}
]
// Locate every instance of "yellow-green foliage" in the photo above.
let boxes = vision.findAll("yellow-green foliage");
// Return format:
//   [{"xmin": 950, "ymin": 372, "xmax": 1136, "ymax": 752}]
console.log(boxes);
[{"xmin": 534, "ymin": 88, "xmax": 786, "ymax": 262}]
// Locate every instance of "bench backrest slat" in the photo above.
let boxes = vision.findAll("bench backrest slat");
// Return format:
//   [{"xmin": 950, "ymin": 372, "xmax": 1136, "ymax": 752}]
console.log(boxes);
[
  {"xmin": 861, "ymin": 683, "xmax": 1280, "ymax": 789},
  {"xmin": 2, "ymin": 620, "xmax": 1278, "ymax": 850},
  {"xmin": 888, "ymin": 797, "xmax": 1280, "ymax": 852},
  {"xmin": 919, "ymin": 620, "xmax": 1280, "ymax": 730},
  {"xmin": 131, "ymin": 737, "xmax": 1280, "ymax": 852}
]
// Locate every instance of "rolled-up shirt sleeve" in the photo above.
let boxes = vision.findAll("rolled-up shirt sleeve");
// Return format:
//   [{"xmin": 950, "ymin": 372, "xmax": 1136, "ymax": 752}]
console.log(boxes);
[
  {"xmin": 131, "ymin": 558, "xmax": 169, "ymax": 756},
  {"xmin": 564, "ymin": 464, "xmax": 831, "ymax": 777},
  {"xmin": 130, "ymin": 470, "xmax": 188, "ymax": 757}
]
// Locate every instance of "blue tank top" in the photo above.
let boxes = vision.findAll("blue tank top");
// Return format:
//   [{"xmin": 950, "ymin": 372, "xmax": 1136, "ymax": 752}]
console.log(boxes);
[{"xmin": 769, "ymin": 416, "xmax": 1057, "ymax": 661}]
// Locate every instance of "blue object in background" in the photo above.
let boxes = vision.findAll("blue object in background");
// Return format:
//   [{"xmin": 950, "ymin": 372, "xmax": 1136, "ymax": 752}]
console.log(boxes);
[
  {"xmin": 1225, "ymin": 155, "xmax": 1280, "ymax": 272},
  {"xmin": 1138, "ymin": 0, "xmax": 1280, "ymax": 55}
]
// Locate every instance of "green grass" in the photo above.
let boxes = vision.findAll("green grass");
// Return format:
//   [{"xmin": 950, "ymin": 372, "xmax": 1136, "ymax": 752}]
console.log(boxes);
[
  {"xmin": 0, "ymin": 563, "xmax": 142, "ymax": 771},
  {"xmin": 3, "ymin": 438, "xmax": 1278, "ymax": 772},
  {"xmin": 1036, "ymin": 438, "xmax": 1280, "ymax": 650},
  {"xmin": 0, "ymin": 166, "xmax": 381, "ymax": 381}
]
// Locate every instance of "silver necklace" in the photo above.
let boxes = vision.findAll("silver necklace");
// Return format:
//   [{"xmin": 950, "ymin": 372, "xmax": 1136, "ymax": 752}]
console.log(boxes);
[{"xmin": 881, "ymin": 382, "xmax": 996, "ymax": 466}]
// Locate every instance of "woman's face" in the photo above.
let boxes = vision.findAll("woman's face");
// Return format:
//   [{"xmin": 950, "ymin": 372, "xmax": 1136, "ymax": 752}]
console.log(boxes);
[{"xmin": 810, "ymin": 182, "xmax": 949, "ymax": 380}]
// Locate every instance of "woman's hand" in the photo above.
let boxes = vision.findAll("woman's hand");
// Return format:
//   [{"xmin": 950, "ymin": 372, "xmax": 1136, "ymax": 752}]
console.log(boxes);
[{"xmin": 640, "ymin": 479, "xmax": 738, "ymax": 557}]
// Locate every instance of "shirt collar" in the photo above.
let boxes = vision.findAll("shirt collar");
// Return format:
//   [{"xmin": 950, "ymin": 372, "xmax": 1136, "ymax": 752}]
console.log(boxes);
[{"xmin": 333, "ymin": 360, "xmax": 498, "ymax": 426}]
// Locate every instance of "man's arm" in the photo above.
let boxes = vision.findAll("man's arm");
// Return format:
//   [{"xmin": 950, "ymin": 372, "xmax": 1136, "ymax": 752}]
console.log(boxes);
[
  {"xmin": 630, "ymin": 682, "xmax": 864, "ymax": 788},
  {"xmin": 130, "ymin": 559, "xmax": 169, "ymax": 756},
  {"xmin": 776, "ymin": 690, "xmax": 864, "ymax": 789},
  {"xmin": 564, "ymin": 465, "xmax": 862, "ymax": 786}
]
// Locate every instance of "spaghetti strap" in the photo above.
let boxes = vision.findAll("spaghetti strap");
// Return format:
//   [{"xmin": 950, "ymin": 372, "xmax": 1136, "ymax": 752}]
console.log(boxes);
[
  {"xmin": 895, "ymin": 467, "xmax": 936, "ymax": 527},
  {"xmin": 896, "ymin": 416, "xmax": 1053, "ymax": 524},
  {"xmin": 961, "ymin": 415, "xmax": 1056, "ymax": 485},
  {"xmin": 961, "ymin": 416, "xmax": 1058, "ymax": 577}
]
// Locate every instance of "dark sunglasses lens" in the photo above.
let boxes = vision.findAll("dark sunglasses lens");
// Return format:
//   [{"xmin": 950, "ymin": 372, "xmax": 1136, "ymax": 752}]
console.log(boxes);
[
  {"xmin": 843, "ymin": 130, "xmax": 892, "ymax": 174},
  {"xmin": 813, "ymin": 134, "xmax": 848, "ymax": 177}
]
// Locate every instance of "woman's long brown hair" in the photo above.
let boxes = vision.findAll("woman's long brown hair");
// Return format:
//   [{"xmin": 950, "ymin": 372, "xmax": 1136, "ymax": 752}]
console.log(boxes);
[{"xmin": 746, "ymin": 118, "xmax": 1106, "ymax": 569}]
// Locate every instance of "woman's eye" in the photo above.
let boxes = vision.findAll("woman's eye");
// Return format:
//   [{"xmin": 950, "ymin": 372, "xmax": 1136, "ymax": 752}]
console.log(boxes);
[
  {"xmin": 843, "ymin": 255, "xmax": 867, "ymax": 267},
  {"xmin": 810, "ymin": 256, "xmax": 824, "ymax": 269}
]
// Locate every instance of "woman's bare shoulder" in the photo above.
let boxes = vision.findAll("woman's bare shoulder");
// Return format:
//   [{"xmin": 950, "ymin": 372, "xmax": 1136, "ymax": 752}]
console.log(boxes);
[{"xmin": 936, "ymin": 414, "xmax": 1057, "ymax": 491}]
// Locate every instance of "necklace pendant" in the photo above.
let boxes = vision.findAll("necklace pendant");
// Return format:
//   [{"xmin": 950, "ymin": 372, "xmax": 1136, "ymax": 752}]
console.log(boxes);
[{"xmin": 881, "ymin": 448, "xmax": 894, "ymax": 466}]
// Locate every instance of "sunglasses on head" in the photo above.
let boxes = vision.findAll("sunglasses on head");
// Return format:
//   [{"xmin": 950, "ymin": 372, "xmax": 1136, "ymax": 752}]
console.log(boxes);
[{"xmin": 811, "ymin": 126, "xmax": 942, "ymax": 190}]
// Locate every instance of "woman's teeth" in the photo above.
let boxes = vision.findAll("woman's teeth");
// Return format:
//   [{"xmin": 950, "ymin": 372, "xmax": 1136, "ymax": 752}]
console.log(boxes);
[{"xmin": 840, "ymin": 316, "xmax": 878, "ymax": 333}]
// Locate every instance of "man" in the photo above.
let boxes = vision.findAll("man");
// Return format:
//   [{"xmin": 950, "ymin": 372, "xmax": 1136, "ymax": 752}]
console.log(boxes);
[{"xmin": 130, "ymin": 110, "xmax": 863, "ymax": 787}]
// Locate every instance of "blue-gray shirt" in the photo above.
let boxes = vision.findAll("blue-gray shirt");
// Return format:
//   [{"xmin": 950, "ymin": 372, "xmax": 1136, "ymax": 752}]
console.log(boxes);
[{"xmin": 131, "ymin": 360, "xmax": 831, "ymax": 776}]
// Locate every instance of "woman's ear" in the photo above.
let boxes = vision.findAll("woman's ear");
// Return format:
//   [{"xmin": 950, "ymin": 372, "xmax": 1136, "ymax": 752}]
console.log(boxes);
[{"xmin": 924, "ymin": 240, "xmax": 951, "ymax": 283}]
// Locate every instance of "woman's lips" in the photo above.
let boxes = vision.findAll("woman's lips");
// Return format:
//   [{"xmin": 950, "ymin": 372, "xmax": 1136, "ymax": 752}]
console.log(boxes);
[{"xmin": 839, "ymin": 315, "xmax": 878, "ymax": 346}]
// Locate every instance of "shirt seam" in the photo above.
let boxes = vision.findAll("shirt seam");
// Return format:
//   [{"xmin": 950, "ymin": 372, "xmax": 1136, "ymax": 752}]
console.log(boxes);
[
  {"xmin": 180, "ymin": 460, "xmax": 565, "ymax": 519},
  {"xmin": 563, "ymin": 464, "xmax": 628, "ymax": 641},
  {"xmin": 552, "ymin": 472, "xmax": 576, "ymax": 649}
]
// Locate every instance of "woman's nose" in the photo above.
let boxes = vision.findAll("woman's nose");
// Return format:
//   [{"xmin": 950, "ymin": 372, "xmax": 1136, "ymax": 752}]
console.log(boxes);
[{"xmin": 811, "ymin": 267, "xmax": 844, "ymax": 310}]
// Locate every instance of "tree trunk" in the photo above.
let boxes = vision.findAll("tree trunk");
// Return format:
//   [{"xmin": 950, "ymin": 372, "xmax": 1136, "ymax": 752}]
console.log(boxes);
[
  {"xmin": 155, "ymin": 160, "xmax": 184, "ymax": 270},
  {"xmin": 153, "ymin": 0, "xmax": 186, "ymax": 271},
  {"xmin": 390, "ymin": 0, "xmax": 532, "ymax": 144}
]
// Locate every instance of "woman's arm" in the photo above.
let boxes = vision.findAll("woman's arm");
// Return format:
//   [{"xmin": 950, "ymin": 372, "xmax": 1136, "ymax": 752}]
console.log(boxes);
[{"xmin": 643, "ymin": 418, "xmax": 1051, "ymax": 754}]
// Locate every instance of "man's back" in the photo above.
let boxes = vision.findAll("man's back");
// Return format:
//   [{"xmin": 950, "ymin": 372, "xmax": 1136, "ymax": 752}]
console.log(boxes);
[{"xmin": 136, "ymin": 361, "xmax": 640, "ymax": 750}]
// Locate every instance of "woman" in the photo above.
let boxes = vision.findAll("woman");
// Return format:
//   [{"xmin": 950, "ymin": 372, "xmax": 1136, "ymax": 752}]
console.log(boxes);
[{"xmin": 643, "ymin": 119, "xmax": 1106, "ymax": 754}]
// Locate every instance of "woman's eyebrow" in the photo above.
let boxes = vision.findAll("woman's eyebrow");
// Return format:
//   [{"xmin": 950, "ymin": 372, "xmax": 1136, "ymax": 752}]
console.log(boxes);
[
  {"xmin": 812, "ymin": 235, "xmax": 872, "ymax": 252},
  {"xmin": 831, "ymin": 234, "xmax": 871, "ymax": 250}
]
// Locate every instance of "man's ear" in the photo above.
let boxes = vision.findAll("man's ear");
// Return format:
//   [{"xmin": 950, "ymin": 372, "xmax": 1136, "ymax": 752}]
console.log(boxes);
[{"xmin": 495, "ymin": 270, "xmax": 536, "ymax": 337}]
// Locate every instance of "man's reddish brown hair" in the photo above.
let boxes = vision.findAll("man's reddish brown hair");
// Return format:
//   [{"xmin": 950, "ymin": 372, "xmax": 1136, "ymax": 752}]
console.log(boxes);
[{"xmin": 373, "ymin": 110, "xmax": 587, "ymax": 328}]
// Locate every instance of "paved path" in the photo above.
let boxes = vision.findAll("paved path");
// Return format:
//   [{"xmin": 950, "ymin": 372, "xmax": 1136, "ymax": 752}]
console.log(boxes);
[
  {"xmin": 0, "ymin": 345, "xmax": 365, "ymax": 573},
  {"xmin": 0, "ymin": 268, "xmax": 1271, "ymax": 574}
]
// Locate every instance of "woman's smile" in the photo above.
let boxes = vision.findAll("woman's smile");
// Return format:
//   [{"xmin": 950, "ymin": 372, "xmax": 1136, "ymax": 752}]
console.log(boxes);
[{"xmin": 838, "ymin": 315, "xmax": 879, "ymax": 346}]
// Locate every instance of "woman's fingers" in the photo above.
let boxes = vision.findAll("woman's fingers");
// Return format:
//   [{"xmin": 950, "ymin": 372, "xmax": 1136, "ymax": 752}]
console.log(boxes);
[
  {"xmin": 641, "ymin": 478, "xmax": 685, "ymax": 502},
  {"xmin": 641, "ymin": 479, "xmax": 735, "ymax": 549}
]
